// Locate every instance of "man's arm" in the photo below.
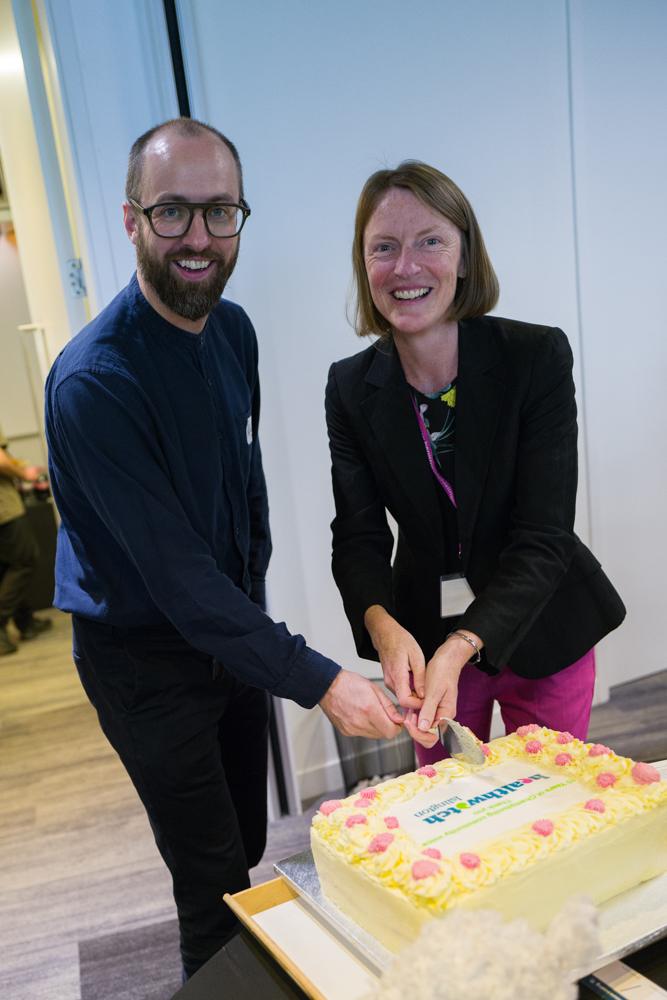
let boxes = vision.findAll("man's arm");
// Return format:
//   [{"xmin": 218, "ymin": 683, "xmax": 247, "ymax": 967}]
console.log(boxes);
[
  {"xmin": 49, "ymin": 370, "xmax": 403, "ymax": 739},
  {"xmin": 0, "ymin": 446, "xmax": 39, "ymax": 483},
  {"xmin": 245, "ymin": 373, "xmax": 271, "ymax": 610}
]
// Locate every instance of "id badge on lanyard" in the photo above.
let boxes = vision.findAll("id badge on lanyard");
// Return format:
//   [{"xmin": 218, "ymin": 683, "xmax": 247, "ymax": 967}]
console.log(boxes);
[
  {"xmin": 440, "ymin": 573, "xmax": 475, "ymax": 618},
  {"xmin": 411, "ymin": 394, "xmax": 475, "ymax": 619}
]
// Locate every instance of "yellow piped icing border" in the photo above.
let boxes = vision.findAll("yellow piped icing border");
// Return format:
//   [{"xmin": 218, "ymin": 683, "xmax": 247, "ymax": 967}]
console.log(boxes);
[{"xmin": 311, "ymin": 727, "xmax": 667, "ymax": 913}]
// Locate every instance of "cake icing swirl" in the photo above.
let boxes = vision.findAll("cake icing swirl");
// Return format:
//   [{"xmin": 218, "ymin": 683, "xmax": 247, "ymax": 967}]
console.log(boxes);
[{"xmin": 312, "ymin": 727, "xmax": 667, "ymax": 914}]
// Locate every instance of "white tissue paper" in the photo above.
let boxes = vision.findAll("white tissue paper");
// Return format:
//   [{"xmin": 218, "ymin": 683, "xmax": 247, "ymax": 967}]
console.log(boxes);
[{"xmin": 364, "ymin": 894, "xmax": 600, "ymax": 1000}]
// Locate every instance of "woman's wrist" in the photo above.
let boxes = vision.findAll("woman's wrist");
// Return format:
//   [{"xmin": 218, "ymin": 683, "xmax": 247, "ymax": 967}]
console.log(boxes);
[
  {"xmin": 431, "ymin": 629, "xmax": 484, "ymax": 672},
  {"xmin": 364, "ymin": 604, "xmax": 395, "ymax": 652},
  {"xmin": 445, "ymin": 630, "xmax": 482, "ymax": 663}
]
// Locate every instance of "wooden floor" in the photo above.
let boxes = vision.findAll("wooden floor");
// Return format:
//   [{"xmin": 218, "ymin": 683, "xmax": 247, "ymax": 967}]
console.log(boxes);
[
  {"xmin": 0, "ymin": 611, "xmax": 175, "ymax": 1000},
  {"xmin": 588, "ymin": 669, "xmax": 667, "ymax": 763},
  {"xmin": 1, "ymin": 614, "xmax": 666, "ymax": 999}
]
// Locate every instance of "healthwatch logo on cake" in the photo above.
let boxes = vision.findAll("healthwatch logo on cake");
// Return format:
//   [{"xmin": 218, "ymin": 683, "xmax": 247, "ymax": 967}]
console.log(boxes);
[{"xmin": 417, "ymin": 774, "xmax": 551, "ymax": 825}]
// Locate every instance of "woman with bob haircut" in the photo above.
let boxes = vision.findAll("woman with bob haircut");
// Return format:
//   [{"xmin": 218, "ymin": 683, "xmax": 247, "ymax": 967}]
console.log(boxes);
[{"xmin": 325, "ymin": 161, "xmax": 625, "ymax": 762}]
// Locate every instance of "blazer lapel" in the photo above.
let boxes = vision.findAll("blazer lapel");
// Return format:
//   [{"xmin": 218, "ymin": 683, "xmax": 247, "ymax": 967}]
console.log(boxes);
[
  {"xmin": 360, "ymin": 344, "xmax": 445, "ymax": 555},
  {"xmin": 456, "ymin": 318, "xmax": 506, "ymax": 570}
]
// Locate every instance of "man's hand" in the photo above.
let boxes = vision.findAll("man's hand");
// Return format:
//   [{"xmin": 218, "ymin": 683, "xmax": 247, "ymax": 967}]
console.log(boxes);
[
  {"xmin": 402, "ymin": 631, "xmax": 484, "ymax": 747},
  {"xmin": 0, "ymin": 447, "xmax": 42, "ymax": 483},
  {"xmin": 319, "ymin": 669, "xmax": 404, "ymax": 740},
  {"xmin": 364, "ymin": 605, "xmax": 425, "ymax": 710},
  {"xmin": 21, "ymin": 465, "xmax": 41, "ymax": 483}
]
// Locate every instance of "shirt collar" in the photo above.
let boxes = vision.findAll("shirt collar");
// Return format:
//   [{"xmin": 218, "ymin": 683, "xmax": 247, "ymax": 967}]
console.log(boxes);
[{"xmin": 128, "ymin": 271, "xmax": 210, "ymax": 346}]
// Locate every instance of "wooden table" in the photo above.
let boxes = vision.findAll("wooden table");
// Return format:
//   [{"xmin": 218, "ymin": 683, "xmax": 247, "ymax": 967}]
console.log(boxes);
[{"xmin": 170, "ymin": 878, "xmax": 667, "ymax": 1000}]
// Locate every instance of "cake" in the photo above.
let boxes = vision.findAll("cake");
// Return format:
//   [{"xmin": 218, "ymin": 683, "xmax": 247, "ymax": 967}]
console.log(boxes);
[{"xmin": 311, "ymin": 727, "xmax": 667, "ymax": 953}]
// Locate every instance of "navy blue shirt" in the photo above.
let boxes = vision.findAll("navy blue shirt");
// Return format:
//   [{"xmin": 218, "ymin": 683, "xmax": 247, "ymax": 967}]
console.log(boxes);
[{"xmin": 45, "ymin": 274, "xmax": 339, "ymax": 708}]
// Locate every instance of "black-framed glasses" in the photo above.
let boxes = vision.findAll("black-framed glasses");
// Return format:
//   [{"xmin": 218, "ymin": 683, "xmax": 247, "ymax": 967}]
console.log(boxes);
[{"xmin": 129, "ymin": 198, "xmax": 251, "ymax": 238}]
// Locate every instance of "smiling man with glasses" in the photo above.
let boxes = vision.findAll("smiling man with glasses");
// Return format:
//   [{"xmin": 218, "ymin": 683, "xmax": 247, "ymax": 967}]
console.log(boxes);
[{"xmin": 44, "ymin": 118, "xmax": 403, "ymax": 980}]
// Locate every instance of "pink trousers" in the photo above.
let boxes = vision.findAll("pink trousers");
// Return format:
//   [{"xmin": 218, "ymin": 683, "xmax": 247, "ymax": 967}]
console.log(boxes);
[{"xmin": 414, "ymin": 648, "xmax": 596, "ymax": 768}]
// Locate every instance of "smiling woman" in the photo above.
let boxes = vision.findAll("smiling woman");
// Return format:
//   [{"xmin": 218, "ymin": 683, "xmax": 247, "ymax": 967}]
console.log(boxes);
[
  {"xmin": 363, "ymin": 192, "xmax": 466, "ymax": 362},
  {"xmin": 326, "ymin": 160, "xmax": 625, "ymax": 768},
  {"xmin": 352, "ymin": 161, "xmax": 498, "ymax": 342}
]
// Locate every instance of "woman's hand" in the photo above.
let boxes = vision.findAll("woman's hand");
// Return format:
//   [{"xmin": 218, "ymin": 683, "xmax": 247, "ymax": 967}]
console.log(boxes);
[
  {"xmin": 364, "ymin": 605, "xmax": 425, "ymax": 710},
  {"xmin": 403, "ymin": 630, "xmax": 484, "ymax": 747}
]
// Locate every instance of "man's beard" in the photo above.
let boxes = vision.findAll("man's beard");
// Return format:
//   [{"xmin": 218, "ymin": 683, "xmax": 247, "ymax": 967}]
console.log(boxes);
[{"xmin": 136, "ymin": 229, "xmax": 239, "ymax": 322}]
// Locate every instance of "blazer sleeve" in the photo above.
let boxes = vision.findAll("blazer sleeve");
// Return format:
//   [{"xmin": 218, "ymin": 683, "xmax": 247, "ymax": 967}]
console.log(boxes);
[
  {"xmin": 326, "ymin": 363, "xmax": 395, "ymax": 660},
  {"xmin": 457, "ymin": 327, "xmax": 580, "ymax": 667}
]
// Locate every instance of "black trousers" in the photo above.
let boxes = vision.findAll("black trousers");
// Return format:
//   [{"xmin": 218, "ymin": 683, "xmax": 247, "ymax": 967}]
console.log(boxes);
[
  {"xmin": 71, "ymin": 615, "xmax": 270, "ymax": 977},
  {"xmin": 0, "ymin": 514, "xmax": 39, "ymax": 629}
]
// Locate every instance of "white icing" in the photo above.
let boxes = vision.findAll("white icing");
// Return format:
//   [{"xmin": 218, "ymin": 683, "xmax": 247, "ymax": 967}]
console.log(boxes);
[{"xmin": 389, "ymin": 761, "xmax": 590, "ymax": 856}]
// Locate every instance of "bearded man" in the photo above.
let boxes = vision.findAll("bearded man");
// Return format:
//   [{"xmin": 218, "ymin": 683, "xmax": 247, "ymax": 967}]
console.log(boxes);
[{"xmin": 45, "ymin": 119, "xmax": 402, "ymax": 979}]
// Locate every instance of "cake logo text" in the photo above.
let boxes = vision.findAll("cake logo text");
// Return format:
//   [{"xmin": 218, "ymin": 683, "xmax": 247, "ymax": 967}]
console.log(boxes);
[{"xmin": 420, "ymin": 774, "xmax": 552, "ymax": 824}]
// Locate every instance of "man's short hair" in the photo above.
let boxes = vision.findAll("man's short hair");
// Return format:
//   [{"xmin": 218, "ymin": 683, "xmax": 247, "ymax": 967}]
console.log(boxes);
[
  {"xmin": 126, "ymin": 118, "xmax": 244, "ymax": 204},
  {"xmin": 352, "ymin": 160, "xmax": 499, "ymax": 339}
]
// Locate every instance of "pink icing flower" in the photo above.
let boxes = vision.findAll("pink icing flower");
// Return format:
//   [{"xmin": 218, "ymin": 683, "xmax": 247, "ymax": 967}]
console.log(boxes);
[
  {"xmin": 360, "ymin": 787, "xmax": 378, "ymax": 800},
  {"xmin": 517, "ymin": 724, "xmax": 540, "ymax": 737},
  {"xmin": 525, "ymin": 740, "xmax": 543, "ymax": 754},
  {"xmin": 554, "ymin": 753, "xmax": 573, "ymax": 766},
  {"xmin": 557, "ymin": 732, "xmax": 574, "ymax": 744},
  {"xmin": 459, "ymin": 852, "xmax": 481, "ymax": 870},
  {"xmin": 422, "ymin": 848, "xmax": 442, "ymax": 860},
  {"xmin": 417, "ymin": 766, "xmax": 437, "ymax": 778},
  {"xmin": 354, "ymin": 798, "xmax": 370, "ymax": 808},
  {"xmin": 632, "ymin": 762, "xmax": 661, "ymax": 786},
  {"xmin": 532, "ymin": 819, "xmax": 554, "ymax": 837},
  {"xmin": 319, "ymin": 800, "xmax": 341, "ymax": 817},
  {"xmin": 596, "ymin": 772, "xmax": 617, "ymax": 789},
  {"xmin": 345, "ymin": 813, "xmax": 368, "ymax": 828},
  {"xmin": 520, "ymin": 778, "xmax": 533, "ymax": 784},
  {"xmin": 412, "ymin": 860, "xmax": 439, "ymax": 880},
  {"xmin": 585, "ymin": 798, "xmax": 606, "ymax": 813},
  {"xmin": 384, "ymin": 816, "xmax": 399, "ymax": 829},
  {"xmin": 480, "ymin": 745, "xmax": 491, "ymax": 757},
  {"xmin": 368, "ymin": 833, "xmax": 394, "ymax": 853},
  {"xmin": 588, "ymin": 744, "xmax": 612, "ymax": 757}
]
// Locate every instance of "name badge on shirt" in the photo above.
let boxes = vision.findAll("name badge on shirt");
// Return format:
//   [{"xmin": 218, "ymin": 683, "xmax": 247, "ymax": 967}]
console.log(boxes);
[
  {"xmin": 440, "ymin": 573, "xmax": 475, "ymax": 618},
  {"xmin": 246, "ymin": 416, "xmax": 253, "ymax": 444}
]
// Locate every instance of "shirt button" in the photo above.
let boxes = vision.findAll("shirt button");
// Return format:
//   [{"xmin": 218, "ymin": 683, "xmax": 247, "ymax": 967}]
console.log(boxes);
[{"xmin": 208, "ymin": 378, "xmax": 212, "ymax": 386}]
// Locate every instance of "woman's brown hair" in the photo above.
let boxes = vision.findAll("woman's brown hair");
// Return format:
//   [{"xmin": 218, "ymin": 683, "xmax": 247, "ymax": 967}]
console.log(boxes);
[{"xmin": 352, "ymin": 161, "xmax": 499, "ymax": 339}]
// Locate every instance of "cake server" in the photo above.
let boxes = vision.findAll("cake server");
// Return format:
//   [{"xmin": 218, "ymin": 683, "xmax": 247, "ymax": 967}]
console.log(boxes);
[{"xmin": 437, "ymin": 717, "xmax": 486, "ymax": 765}]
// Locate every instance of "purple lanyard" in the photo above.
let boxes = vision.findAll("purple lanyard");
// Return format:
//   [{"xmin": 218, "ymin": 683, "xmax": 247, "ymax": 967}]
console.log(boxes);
[
  {"xmin": 411, "ymin": 393, "xmax": 461, "ymax": 558},
  {"xmin": 411, "ymin": 393, "xmax": 457, "ymax": 509}
]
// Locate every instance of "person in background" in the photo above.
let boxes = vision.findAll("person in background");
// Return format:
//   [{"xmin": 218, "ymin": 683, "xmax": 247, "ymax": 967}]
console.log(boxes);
[
  {"xmin": 326, "ymin": 161, "xmax": 625, "ymax": 763},
  {"xmin": 45, "ymin": 119, "xmax": 403, "ymax": 980},
  {"xmin": 0, "ymin": 423, "xmax": 52, "ymax": 655}
]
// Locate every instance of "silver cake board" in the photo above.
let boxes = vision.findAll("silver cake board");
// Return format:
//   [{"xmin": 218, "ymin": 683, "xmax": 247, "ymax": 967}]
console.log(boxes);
[
  {"xmin": 274, "ymin": 852, "xmax": 667, "ymax": 977},
  {"xmin": 275, "ymin": 850, "xmax": 392, "ymax": 972}
]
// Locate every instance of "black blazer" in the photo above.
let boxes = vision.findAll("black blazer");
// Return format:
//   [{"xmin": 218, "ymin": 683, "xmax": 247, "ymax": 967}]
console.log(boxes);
[{"xmin": 325, "ymin": 315, "xmax": 625, "ymax": 679}]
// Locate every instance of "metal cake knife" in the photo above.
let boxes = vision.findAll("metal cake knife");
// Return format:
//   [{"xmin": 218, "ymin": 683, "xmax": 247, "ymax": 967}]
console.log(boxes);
[{"xmin": 434, "ymin": 717, "xmax": 486, "ymax": 765}]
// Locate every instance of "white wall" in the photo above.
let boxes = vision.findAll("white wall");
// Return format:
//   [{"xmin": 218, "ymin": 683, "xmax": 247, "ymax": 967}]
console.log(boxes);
[
  {"xmin": 40, "ymin": 0, "xmax": 178, "ymax": 310},
  {"xmin": 568, "ymin": 0, "xmax": 667, "ymax": 691},
  {"xmin": 0, "ymin": 230, "xmax": 35, "ymax": 442},
  {"xmin": 0, "ymin": 0, "xmax": 73, "ymax": 366},
  {"xmin": 178, "ymin": 0, "xmax": 588, "ymax": 796}
]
